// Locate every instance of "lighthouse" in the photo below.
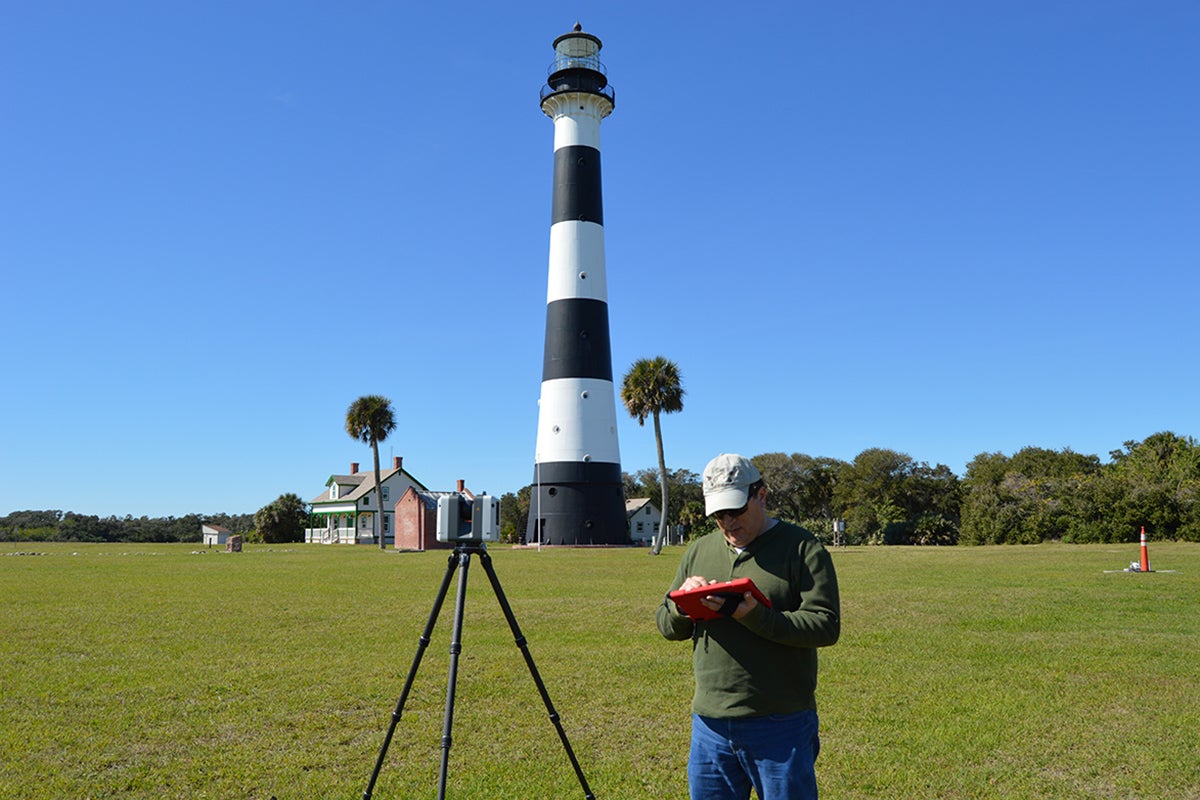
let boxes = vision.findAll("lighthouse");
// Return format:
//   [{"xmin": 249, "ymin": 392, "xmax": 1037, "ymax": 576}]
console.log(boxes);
[{"xmin": 529, "ymin": 24, "xmax": 627, "ymax": 546}]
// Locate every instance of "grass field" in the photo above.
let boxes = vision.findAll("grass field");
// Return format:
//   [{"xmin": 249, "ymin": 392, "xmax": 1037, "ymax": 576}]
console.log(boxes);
[{"xmin": 2, "ymin": 540, "xmax": 1197, "ymax": 799}]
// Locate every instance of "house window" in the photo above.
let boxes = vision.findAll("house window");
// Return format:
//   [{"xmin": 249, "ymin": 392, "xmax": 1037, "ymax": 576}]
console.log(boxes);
[
  {"xmin": 363, "ymin": 495, "xmax": 370, "ymax": 506},
  {"xmin": 636, "ymin": 522, "xmax": 644, "ymax": 533},
  {"xmin": 330, "ymin": 484, "xmax": 338, "ymax": 500},
  {"xmin": 382, "ymin": 486, "xmax": 389, "ymax": 502},
  {"xmin": 384, "ymin": 515, "xmax": 390, "ymax": 532}
]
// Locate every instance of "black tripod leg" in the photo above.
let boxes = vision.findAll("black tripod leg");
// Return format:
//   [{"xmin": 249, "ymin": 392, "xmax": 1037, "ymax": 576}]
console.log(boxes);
[
  {"xmin": 362, "ymin": 552, "xmax": 459, "ymax": 800},
  {"xmin": 437, "ymin": 549, "xmax": 473, "ymax": 800},
  {"xmin": 479, "ymin": 550, "xmax": 597, "ymax": 800}
]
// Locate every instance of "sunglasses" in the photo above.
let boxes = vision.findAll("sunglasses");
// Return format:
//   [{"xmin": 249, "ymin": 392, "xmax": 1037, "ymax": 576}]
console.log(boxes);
[
  {"xmin": 712, "ymin": 502, "xmax": 751, "ymax": 522},
  {"xmin": 711, "ymin": 483, "xmax": 763, "ymax": 522}
]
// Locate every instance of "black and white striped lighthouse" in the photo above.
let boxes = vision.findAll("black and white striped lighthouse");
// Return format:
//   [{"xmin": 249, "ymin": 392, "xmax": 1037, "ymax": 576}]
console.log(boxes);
[{"xmin": 528, "ymin": 24, "xmax": 626, "ymax": 546}]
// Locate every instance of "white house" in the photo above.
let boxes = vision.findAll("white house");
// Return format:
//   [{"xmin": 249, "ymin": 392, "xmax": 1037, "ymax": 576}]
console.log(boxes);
[
  {"xmin": 201, "ymin": 523, "xmax": 232, "ymax": 546},
  {"xmin": 306, "ymin": 457, "xmax": 426, "ymax": 545},
  {"xmin": 626, "ymin": 498, "xmax": 662, "ymax": 546}
]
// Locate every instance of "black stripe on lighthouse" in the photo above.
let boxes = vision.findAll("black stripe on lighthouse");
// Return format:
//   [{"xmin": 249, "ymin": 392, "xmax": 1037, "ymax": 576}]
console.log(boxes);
[
  {"xmin": 536, "ymin": 461, "xmax": 623, "ymax": 485},
  {"xmin": 542, "ymin": 298, "xmax": 612, "ymax": 381},
  {"xmin": 551, "ymin": 145, "xmax": 604, "ymax": 225}
]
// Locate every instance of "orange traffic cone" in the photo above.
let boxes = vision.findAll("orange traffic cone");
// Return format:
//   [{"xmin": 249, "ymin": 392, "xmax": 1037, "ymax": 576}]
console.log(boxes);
[{"xmin": 1139, "ymin": 526, "xmax": 1150, "ymax": 572}]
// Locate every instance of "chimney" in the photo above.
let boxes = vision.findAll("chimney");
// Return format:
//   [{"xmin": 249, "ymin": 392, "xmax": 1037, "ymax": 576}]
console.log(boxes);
[
  {"xmin": 457, "ymin": 479, "xmax": 465, "ymax": 493},
  {"xmin": 394, "ymin": 456, "xmax": 402, "ymax": 471},
  {"xmin": 350, "ymin": 462, "xmax": 359, "ymax": 474}
]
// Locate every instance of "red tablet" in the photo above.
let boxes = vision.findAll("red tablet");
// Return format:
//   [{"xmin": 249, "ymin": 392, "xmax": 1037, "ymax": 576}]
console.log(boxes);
[{"xmin": 668, "ymin": 577, "xmax": 771, "ymax": 621}]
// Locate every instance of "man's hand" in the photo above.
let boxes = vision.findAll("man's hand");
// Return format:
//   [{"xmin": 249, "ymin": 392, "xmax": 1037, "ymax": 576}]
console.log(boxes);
[
  {"xmin": 678, "ymin": 575, "xmax": 716, "ymax": 592},
  {"xmin": 700, "ymin": 590, "xmax": 758, "ymax": 620}
]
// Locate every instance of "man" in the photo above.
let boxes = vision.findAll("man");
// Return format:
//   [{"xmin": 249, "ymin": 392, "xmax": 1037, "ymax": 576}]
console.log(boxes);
[{"xmin": 657, "ymin": 453, "xmax": 841, "ymax": 800}]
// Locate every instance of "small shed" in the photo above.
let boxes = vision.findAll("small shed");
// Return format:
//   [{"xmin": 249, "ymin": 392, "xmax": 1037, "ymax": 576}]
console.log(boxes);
[
  {"xmin": 395, "ymin": 485, "xmax": 473, "ymax": 551},
  {"xmin": 201, "ymin": 523, "xmax": 233, "ymax": 546}
]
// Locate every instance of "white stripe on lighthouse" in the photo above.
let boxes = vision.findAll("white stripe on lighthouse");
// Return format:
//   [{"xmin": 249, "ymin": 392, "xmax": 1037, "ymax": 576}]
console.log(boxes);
[
  {"xmin": 535, "ymin": 377, "xmax": 621, "ymax": 464},
  {"xmin": 552, "ymin": 112, "xmax": 603, "ymax": 150},
  {"xmin": 546, "ymin": 221, "xmax": 608, "ymax": 303}
]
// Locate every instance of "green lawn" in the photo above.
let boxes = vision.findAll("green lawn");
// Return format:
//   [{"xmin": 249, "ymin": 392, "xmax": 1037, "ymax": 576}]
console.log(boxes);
[{"xmin": 2, "ymin": 541, "xmax": 1196, "ymax": 799}]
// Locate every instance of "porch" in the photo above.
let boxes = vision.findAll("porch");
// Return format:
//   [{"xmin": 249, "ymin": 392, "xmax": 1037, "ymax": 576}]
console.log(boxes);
[{"xmin": 304, "ymin": 526, "xmax": 362, "ymax": 544}]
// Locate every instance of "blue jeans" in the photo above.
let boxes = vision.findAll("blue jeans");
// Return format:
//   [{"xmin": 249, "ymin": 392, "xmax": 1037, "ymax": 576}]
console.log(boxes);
[{"xmin": 688, "ymin": 711, "xmax": 820, "ymax": 800}]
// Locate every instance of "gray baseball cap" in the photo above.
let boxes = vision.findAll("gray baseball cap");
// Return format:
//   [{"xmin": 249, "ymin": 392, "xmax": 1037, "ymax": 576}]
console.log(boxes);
[{"xmin": 702, "ymin": 453, "xmax": 762, "ymax": 516}]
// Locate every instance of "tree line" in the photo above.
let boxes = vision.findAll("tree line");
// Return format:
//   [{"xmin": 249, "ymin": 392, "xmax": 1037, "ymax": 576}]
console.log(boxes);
[
  {"xmin": 499, "ymin": 431, "xmax": 1198, "ymax": 546},
  {"xmin": 7, "ymin": 431, "xmax": 1196, "ymax": 546},
  {"xmin": 0, "ymin": 510, "xmax": 255, "ymax": 544},
  {"xmin": 0, "ymin": 498, "xmax": 311, "ymax": 545}
]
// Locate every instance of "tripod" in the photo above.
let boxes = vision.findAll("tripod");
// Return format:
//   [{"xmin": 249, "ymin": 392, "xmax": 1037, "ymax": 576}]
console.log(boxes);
[{"xmin": 362, "ymin": 542, "xmax": 597, "ymax": 800}]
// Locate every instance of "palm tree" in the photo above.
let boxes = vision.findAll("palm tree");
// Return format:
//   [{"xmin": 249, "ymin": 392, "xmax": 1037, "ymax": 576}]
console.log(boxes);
[
  {"xmin": 620, "ymin": 357, "xmax": 684, "ymax": 554},
  {"xmin": 345, "ymin": 395, "xmax": 397, "ymax": 550}
]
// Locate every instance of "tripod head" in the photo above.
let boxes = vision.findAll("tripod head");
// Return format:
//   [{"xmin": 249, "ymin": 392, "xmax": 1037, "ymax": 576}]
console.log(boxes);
[{"xmin": 452, "ymin": 540, "xmax": 488, "ymax": 557}]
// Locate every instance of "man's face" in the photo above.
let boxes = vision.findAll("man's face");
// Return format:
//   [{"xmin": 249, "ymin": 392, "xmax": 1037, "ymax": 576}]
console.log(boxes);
[{"xmin": 712, "ymin": 486, "xmax": 766, "ymax": 549}]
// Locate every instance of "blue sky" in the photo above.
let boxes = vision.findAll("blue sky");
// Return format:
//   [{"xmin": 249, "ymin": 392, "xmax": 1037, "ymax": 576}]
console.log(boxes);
[{"xmin": 2, "ymin": 1, "xmax": 1197, "ymax": 518}]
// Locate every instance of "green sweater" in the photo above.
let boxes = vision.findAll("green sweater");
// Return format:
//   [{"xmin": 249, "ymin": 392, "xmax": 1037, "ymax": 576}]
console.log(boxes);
[{"xmin": 656, "ymin": 520, "xmax": 841, "ymax": 718}]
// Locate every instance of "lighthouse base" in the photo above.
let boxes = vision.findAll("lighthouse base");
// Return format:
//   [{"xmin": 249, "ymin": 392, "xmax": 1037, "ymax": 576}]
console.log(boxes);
[{"xmin": 527, "ymin": 462, "xmax": 628, "ymax": 546}]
